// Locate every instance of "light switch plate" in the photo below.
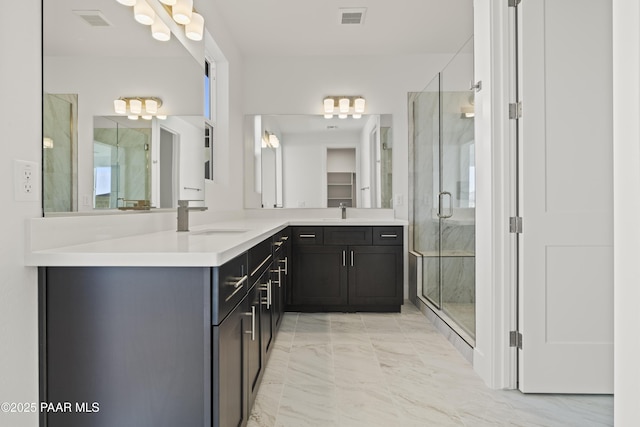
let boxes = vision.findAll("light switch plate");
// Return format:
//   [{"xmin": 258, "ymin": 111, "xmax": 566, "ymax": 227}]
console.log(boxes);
[{"xmin": 14, "ymin": 159, "xmax": 39, "ymax": 202}]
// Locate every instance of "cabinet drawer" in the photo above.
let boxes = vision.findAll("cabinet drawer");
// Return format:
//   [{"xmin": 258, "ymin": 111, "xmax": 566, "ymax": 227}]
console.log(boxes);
[
  {"xmin": 372, "ymin": 227, "xmax": 403, "ymax": 245},
  {"xmin": 323, "ymin": 226, "xmax": 372, "ymax": 245},
  {"xmin": 249, "ymin": 237, "xmax": 273, "ymax": 281},
  {"xmin": 292, "ymin": 227, "xmax": 323, "ymax": 245},
  {"xmin": 212, "ymin": 252, "xmax": 248, "ymax": 325}
]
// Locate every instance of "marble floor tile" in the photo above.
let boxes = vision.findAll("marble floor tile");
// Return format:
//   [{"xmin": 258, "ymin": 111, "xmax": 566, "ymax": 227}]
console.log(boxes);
[{"xmin": 250, "ymin": 309, "xmax": 613, "ymax": 427}]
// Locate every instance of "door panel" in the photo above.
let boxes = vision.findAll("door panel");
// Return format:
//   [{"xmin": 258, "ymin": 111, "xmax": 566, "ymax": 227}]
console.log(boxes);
[{"xmin": 518, "ymin": 0, "xmax": 613, "ymax": 393}]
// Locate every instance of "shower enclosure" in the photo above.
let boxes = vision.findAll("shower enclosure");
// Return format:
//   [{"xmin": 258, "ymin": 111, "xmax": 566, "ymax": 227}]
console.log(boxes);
[{"xmin": 410, "ymin": 37, "xmax": 476, "ymax": 341}]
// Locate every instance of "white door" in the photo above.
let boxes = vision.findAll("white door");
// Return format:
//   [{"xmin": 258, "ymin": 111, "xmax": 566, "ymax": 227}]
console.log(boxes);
[{"xmin": 517, "ymin": 0, "xmax": 613, "ymax": 393}]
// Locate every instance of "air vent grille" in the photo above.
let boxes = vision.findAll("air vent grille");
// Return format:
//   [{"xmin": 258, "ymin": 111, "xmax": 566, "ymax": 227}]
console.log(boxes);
[
  {"xmin": 73, "ymin": 10, "xmax": 112, "ymax": 27},
  {"xmin": 339, "ymin": 8, "xmax": 367, "ymax": 25}
]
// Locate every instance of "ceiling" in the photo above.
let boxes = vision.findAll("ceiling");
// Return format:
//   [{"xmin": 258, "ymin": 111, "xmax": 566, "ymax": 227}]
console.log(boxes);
[
  {"xmin": 45, "ymin": 1, "xmax": 473, "ymax": 58},
  {"xmin": 206, "ymin": 0, "xmax": 474, "ymax": 56}
]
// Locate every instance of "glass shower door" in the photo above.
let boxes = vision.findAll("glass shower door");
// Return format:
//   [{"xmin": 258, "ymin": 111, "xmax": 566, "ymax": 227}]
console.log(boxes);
[
  {"xmin": 412, "ymin": 36, "xmax": 476, "ymax": 340},
  {"xmin": 440, "ymin": 38, "xmax": 476, "ymax": 336},
  {"xmin": 412, "ymin": 73, "xmax": 442, "ymax": 308}
]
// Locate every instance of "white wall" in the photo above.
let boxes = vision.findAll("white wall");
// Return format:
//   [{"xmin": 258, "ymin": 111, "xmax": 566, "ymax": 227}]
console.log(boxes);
[
  {"xmin": 0, "ymin": 1, "xmax": 42, "ymax": 425},
  {"xmin": 281, "ymin": 132, "xmax": 360, "ymax": 208},
  {"xmin": 242, "ymin": 53, "xmax": 455, "ymax": 219},
  {"xmin": 613, "ymin": 0, "xmax": 640, "ymax": 423}
]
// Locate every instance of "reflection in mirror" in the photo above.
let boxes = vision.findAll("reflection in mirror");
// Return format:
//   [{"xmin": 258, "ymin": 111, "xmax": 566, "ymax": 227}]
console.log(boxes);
[
  {"xmin": 43, "ymin": 0, "xmax": 205, "ymax": 215},
  {"xmin": 93, "ymin": 117, "xmax": 151, "ymax": 210},
  {"xmin": 249, "ymin": 114, "xmax": 392, "ymax": 209}
]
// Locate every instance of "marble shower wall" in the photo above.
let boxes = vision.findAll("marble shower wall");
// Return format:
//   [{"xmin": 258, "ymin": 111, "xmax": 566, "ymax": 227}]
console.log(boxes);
[{"xmin": 43, "ymin": 94, "xmax": 78, "ymax": 212}]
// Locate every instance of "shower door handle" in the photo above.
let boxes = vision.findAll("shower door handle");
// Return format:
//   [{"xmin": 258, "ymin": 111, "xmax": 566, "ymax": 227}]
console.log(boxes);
[{"xmin": 437, "ymin": 191, "xmax": 453, "ymax": 219}]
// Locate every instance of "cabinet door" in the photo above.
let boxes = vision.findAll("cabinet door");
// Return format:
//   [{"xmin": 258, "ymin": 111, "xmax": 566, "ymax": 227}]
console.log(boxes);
[
  {"xmin": 258, "ymin": 267, "xmax": 274, "ymax": 359},
  {"xmin": 348, "ymin": 246, "xmax": 403, "ymax": 307},
  {"xmin": 214, "ymin": 297, "xmax": 247, "ymax": 427},
  {"xmin": 292, "ymin": 245, "xmax": 348, "ymax": 307},
  {"xmin": 246, "ymin": 284, "xmax": 262, "ymax": 410}
]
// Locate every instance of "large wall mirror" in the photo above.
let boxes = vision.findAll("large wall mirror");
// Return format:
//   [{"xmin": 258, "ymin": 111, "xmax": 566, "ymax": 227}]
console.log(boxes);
[
  {"xmin": 43, "ymin": 0, "xmax": 205, "ymax": 215},
  {"xmin": 247, "ymin": 114, "xmax": 393, "ymax": 209}
]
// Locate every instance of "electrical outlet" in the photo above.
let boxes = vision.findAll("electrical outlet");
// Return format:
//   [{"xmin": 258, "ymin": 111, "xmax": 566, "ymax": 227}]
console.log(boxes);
[
  {"xmin": 394, "ymin": 194, "xmax": 403, "ymax": 207},
  {"xmin": 14, "ymin": 160, "xmax": 39, "ymax": 202}
]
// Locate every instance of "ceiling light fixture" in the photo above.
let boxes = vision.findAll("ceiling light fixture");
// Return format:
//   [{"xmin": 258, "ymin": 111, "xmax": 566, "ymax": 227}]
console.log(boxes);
[
  {"xmin": 114, "ymin": 97, "xmax": 165, "ymax": 121},
  {"xmin": 322, "ymin": 96, "xmax": 366, "ymax": 119},
  {"xmin": 116, "ymin": 0, "xmax": 204, "ymax": 43}
]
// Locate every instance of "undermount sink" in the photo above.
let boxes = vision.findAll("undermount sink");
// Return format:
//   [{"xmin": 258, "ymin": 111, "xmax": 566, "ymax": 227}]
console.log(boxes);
[{"xmin": 190, "ymin": 229, "xmax": 249, "ymax": 235}]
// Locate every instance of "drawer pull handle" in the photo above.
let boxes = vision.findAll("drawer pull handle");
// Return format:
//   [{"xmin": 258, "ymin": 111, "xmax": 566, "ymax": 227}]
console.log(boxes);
[
  {"xmin": 380, "ymin": 234, "xmax": 397, "ymax": 238},
  {"xmin": 274, "ymin": 241, "xmax": 283, "ymax": 247},
  {"xmin": 244, "ymin": 306, "xmax": 256, "ymax": 341},
  {"xmin": 299, "ymin": 234, "xmax": 316, "ymax": 238},
  {"xmin": 251, "ymin": 254, "xmax": 273, "ymax": 277},
  {"xmin": 279, "ymin": 257, "xmax": 288, "ymax": 275},
  {"xmin": 228, "ymin": 275, "xmax": 248, "ymax": 289},
  {"xmin": 281, "ymin": 236, "xmax": 289, "ymax": 241},
  {"xmin": 225, "ymin": 284, "xmax": 245, "ymax": 302}
]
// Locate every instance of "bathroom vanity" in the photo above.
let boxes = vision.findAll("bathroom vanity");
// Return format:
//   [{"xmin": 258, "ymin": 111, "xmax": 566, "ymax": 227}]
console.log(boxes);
[{"xmin": 31, "ymin": 218, "xmax": 404, "ymax": 427}]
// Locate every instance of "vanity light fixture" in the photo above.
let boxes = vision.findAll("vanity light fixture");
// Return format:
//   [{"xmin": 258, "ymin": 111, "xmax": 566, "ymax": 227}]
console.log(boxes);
[
  {"xmin": 322, "ymin": 96, "xmax": 366, "ymax": 119},
  {"xmin": 116, "ymin": 0, "xmax": 204, "ymax": 43},
  {"xmin": 43, "ymin": 137, "xmax": 54, "ymax": 149},
  {"xmin": 114, "ymin": 97, "xmax": 164, "ymax": 120}
]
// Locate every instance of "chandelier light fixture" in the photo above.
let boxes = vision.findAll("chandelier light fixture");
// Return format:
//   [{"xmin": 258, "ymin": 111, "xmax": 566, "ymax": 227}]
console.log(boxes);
[
  {"xmin": 115, "ymin": 0, "xmax": 205, "ymax": 42},
  {"xmin": 323, "ymin": 96, "xmax": 366, "ymax": 119},
  {"xmin": 113, "ymin": 97, "xmax": 166, "ymax": 120}
]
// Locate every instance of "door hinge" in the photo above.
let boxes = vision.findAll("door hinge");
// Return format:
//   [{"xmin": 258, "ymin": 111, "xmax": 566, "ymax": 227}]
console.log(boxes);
[
  {"xmin": 510, "ymin": 331, "xmax": 523, "ymax": 349},
  {"xmin": 509, "ymin": 216, "xmax": 523, "ymax": 233},
  {"xmin": 509, "ymin": 102, "xmax": 522, "ymax": 119},
  {"xmin": 508, "ymin": 0, "xmax": 521, "ymax": 7}
]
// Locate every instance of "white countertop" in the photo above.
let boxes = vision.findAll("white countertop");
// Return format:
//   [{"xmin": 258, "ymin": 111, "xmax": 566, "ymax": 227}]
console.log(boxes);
[{"xmin": 26, "ymin": 218, "xmax": 407, "ymax": 267}]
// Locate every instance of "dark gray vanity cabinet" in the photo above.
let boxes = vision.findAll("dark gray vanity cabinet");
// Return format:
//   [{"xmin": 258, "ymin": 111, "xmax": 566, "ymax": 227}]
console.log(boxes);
[
  {"xmin": 289, "ymin": 226, "xmax": 403, "ymax": 312},
  {"xmin": 39, "ymin": 266, "xmax": 212, "ymax": 427}
]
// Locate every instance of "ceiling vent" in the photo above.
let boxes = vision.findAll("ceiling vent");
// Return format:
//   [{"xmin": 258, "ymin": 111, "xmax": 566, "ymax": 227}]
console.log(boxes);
[
  {"xmin": 339, "ymin": 8, "xmax": 367, "ymax": 25},
  {"xmin": 73, "ymin": 10, "xmax": 112, "ymax": 27}
]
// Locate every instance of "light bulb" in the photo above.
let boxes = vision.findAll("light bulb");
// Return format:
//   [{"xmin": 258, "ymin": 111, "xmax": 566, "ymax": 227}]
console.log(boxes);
[
  {"xmin": 156, "ymin": 114, "xmax": 167, "ymax": 120},
  {"xmin": 324, "ymin": 114, "xmax": 333, "ymax": 119},
  {"xmin": 338, "ymin": 113, "xmax": 347, "ymax": 119},
  {"xmin": 354, "ymin": 97, "xmax": 365, "ymax": 113},
  {"xmin": 185, "ymin": 12, "xmax": 204, "ymax": 41},
  {"xmin": 116, "ymin": 0, "xmax": 136, "ymax": 6},
  {"xmin": 128, "ymin": 115, "xmax": 139, "ymax": 120},
  {"xmin": 352, "ymin": 114, "xmax": 362, "ymax": 119},
  {"xmin": 134, "ymin": 0, "xmax": 155, "ymax": 25},
  {"xmin": 158, "ymin": 0, "xmax": 177, "ymax": 5},
  {"xmin": 142, "ymin": 115, "xmax": 153, "ymax": 120},
  {"xmin": 172, "ymin": 0, "xmax": 193, "ymax": 25}
]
